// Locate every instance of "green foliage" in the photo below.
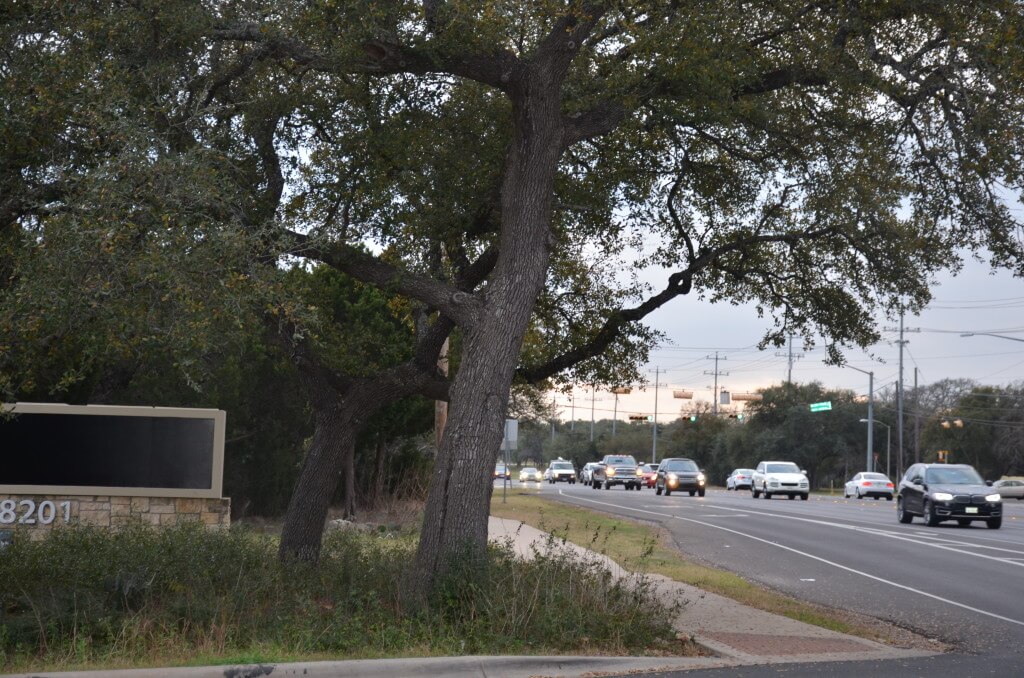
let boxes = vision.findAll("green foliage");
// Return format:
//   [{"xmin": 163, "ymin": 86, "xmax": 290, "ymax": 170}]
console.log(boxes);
[{"xmin": 0, "ymin": 522, "xmax": 678, "ymax": 671}]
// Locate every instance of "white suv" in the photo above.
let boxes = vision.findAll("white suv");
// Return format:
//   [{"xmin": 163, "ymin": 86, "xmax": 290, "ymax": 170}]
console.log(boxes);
[{"xmin": 752, "ymin": 461, "xmax": 809, "ymax": 500}]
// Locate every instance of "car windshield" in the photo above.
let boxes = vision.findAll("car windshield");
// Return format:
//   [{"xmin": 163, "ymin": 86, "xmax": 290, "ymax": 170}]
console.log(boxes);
[
  {"xmin": 606, "ymin": 456, "xmax": 637, "ymax": 465},
  {"xmin": 864, "ymin": 473, "xmax": 889, "ymax": 480},
  {"xmin": 735, "ymin": 469, "xmax": 755, "ymax": 475},
  {"xmin": 766, "ymin": 463, "xmax": 801, "ymax": 474},
  {"xmin": 522, "ymin": 467, "xmax": 537, "ymax": 473},
  {"xmin": 551, "ymin": 462, "xmax": 573, "ymax": 469},
  {"xmin": 643, "ymin": 464, "xmax": 659, "ymax": 472},
  {"xmin": 925, "ymin": 466, "xmax": 983, "ymax": 485},
  {"xmin": 665, "ymin": 460, "xmax": 698, "ymax": 472}
]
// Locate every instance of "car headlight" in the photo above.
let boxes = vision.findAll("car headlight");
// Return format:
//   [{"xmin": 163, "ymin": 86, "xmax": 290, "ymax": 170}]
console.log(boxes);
[
  {"xmin": 607, "ymin": 467, "xmax": 616, "ymax": 476},
  {"xmin": 697, "ymin": 472, "xmax": 706, "ymax": 482},
  {"xmin": 932, "ymin": 492, "xmax": 954, "ymax": 501},
  {"xmin": 985, "ymin": 493, "xmax": 1002, "ymax": 502}
]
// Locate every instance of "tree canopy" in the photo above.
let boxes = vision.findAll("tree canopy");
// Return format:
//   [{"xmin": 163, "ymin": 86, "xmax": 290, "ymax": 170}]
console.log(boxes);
[{"xmin": 4, "ymin": 0, "xmax": 1024, "ymax": 591}]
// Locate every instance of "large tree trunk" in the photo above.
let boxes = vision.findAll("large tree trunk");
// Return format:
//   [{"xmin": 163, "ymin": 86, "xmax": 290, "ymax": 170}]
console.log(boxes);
[
  {"xmin": 412, "ymin": 85, "xmax": 564, "ymax": 590},
  {"xmin": 279, "ymin": 398, "xmax": 358, "ymax": 561}
]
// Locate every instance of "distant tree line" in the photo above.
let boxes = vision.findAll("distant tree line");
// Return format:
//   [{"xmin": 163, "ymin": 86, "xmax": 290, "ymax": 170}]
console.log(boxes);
[{"xmin": 517, "ymin": 380, "xmax": 1024, "ymax": 486}]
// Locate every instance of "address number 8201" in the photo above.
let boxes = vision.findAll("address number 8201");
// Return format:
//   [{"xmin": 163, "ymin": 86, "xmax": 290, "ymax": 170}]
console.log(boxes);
[{"xmin": 0, "ymin": 499, "xmax": 72, "ymax": 525}]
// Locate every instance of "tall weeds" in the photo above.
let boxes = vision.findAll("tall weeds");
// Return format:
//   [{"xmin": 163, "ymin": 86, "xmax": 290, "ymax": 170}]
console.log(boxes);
[{"xmin": 0, "ymin": 521, "xmax": 679, "ymax": 671}]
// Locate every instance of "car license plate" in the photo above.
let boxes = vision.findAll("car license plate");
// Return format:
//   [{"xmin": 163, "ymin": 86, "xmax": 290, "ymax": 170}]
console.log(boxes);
[{"xmin": 965, "ymin": 507, "xmax": 978, "ymax": 514}]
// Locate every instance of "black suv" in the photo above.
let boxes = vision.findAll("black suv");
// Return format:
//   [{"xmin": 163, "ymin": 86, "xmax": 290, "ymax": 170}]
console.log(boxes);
[
  {"xmin": 655, "ymin": 457, "xmax": 706, "ymax": 497},
  {"xmin": 897, "ymin": 463, "xmax": 1003, "ymax": 529}
]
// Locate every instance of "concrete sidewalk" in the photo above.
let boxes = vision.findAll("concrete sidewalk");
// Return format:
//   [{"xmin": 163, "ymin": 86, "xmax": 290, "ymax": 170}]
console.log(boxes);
[
  {"xmin": 3, "ymin": 519, "xmax": 937, "ymax": 678},
  {"xmin": 489, "ymin": 516, "xmax": 938, "ymax": 667}
]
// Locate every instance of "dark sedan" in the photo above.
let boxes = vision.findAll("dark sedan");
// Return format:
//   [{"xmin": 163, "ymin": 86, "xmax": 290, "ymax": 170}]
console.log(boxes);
[
  {"xmin": 897, "ymin": 463, "xmax": 1003, "ymax": 529},
  {"xmin": 655, "ymin": 458, "xmax": 706, "ymax": 497}
]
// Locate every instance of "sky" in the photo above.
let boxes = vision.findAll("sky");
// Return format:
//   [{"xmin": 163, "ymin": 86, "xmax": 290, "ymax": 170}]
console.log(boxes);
[{"xmin": 556, "ymin": 256, "xmax": 1024, "ymax": 423}]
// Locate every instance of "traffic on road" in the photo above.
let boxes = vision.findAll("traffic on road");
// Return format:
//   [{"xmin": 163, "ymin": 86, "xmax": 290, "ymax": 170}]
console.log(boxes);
[{"xmin": 496, "ymin": 468, "xmax": 1024, "ymax": 661}]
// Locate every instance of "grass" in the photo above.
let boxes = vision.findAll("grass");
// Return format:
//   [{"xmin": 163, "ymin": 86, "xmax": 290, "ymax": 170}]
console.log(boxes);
[
  {"xmin": 0, "ymin": 517, "xmax": 684, "ymax": 674},
  {"xmin": 490, "ymin": 489, "xmax": 893, "ymax": 643}
]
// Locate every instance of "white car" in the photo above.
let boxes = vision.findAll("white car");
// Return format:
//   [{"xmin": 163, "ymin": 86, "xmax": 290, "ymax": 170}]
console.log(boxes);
[
  {"xmin": 844, "ymin": 472, "xmax": 894, "ymax": 500},
  {"xmin": 726, "ymin": 468, "xmax": 755, "ymax": 490},
  {"xmin": 519, "ymin": 466, "xmax": 542, "ymax": 482},
  {"xmin": 752, "ymin": 461, "xmax": 809, "ymax": 500},
  {"xmin": 543, "ymin": 459, "xmax": 577, "ymax": 484},
  {"xmin": 580, "ymin": 462, "xmax": 600, "ymax": 484}
]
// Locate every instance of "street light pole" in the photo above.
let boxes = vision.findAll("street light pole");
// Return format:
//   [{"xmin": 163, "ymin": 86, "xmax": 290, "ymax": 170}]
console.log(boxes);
[
  {"xmin": 846, "ymin": 365, "xmax": 874, "ymax": 473},
  {"xmin": 860, "ymin": 419, "xmax": 891, "ymax": 478},
  {"xmin": 961, "ymin": 331, "xmax": 1024, "ymax": 343}
]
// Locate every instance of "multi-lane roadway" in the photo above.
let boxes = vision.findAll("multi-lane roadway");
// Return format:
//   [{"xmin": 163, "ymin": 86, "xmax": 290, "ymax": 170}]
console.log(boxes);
[{"xmin": 512, "ymin": 480, "xmax": 1024, "ymax": 664}]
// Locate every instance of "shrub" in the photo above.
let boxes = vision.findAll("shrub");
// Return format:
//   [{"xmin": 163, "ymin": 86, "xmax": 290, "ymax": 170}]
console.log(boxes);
[{"xmin": 0, "ymin": 522, "xmax": 680, "ymax": 671}]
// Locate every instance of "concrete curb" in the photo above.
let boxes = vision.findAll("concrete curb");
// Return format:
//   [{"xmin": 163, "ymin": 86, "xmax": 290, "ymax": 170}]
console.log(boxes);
[{"xmin": 3, "ymin": 656, "xmax": 738, "ymax": 678}]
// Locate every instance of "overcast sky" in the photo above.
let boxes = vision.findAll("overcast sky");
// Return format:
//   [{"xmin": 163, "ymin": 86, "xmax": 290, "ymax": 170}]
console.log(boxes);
[{"xmin": 557, "ymin": 256, "xmax": 1024, "ymax": 423}]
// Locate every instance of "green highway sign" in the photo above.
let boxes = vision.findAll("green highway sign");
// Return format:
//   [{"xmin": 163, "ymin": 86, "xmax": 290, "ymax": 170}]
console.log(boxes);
[{"xmin": 809, "ymin": 401, "xmax": 832, "ymax": 412}]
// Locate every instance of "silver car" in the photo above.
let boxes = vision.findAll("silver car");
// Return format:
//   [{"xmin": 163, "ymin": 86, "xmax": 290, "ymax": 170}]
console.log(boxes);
[
  {"xmin": 844, "ymin": 472, "xmax": 894, "ymax": 500},
  {"xmin": 727, "ymin": 468, "xmax": 755, "ymax": 491},
  {"xmin": 580, "ymin": 462, "xmax": 600, "ymax": 484},
  {"xmin": 994, "ymin": 479, "xmax": 1024, "ymax": 500}
]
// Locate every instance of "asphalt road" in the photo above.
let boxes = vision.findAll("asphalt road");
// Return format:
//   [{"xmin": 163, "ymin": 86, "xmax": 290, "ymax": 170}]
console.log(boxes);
[{"xmin": 508, "ymin": 479, "xmax": 1024, "ymax": 662}]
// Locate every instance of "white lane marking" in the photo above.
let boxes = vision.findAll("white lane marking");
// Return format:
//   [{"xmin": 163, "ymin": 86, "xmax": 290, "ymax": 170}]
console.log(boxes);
[
  {"xmin": 689, "ymin": 501, "xmax": 1024, "ymax": 564},
  {"xmin": 800, "ymin": 578, "xmax": 816, "ymax": 582},
  {"xmin": 559, "ymin": 490, "xmax": 1024, "ymax": 629}
]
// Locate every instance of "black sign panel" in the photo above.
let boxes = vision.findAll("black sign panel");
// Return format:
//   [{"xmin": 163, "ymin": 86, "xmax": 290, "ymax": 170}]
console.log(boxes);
[{"xmin": 1, "ymin": 413, "xmax": 215, "ymax": 490}]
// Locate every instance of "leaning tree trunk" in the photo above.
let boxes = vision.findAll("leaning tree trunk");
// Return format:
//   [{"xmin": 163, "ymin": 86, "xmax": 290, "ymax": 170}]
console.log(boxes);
[
  {"xmin": 412, "ymin": 85, "xmax": 564, "ymax": 592},
  {"xmin": 279, "ymin": 397, "xmax": 359, "ymax": 561},
  {"xmin": 278, "ymin": 357, "xmax": 383, "ymax": 561}
]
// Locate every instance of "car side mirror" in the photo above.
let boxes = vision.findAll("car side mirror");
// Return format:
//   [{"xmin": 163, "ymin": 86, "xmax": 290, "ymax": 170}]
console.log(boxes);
[
  {"xmin": 910, "ymin": 476, "xmax": 923, "ymax": 485},
  {"xmin": 801, "ymin": 469, "xmax": 808, "ymax": 476},
  {"xmin": 985, "ymin": 480, "xmax": 993, "ymax": 486}
]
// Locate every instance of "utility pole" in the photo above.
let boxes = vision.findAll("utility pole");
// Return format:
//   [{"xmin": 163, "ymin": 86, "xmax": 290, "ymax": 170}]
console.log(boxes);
[
  {"xmin": 570, "ymin": 392, "xmax": 575, "ymax": 432},
  {"xmin": 776, "ymin": 335, "xmax": 803, "ymax": 384},
  {"xmin": 550, "ymin": 394, "xmax": 556, "ymax": 443},
  {"xmin": 913, "ymin": 367, "xmax": 920, "ymax": 465},
  {"xmin": 590, "ymin": 383, "xmax": 596, "ymax": 442},
  {"xmin": 704, "ymin": 353, "xmax": 729, "ymax": 415},
  {"xmin": 652, "ymin": 367, "xmax": 660, "ymax": 463},
  {"xmin": 885, "ymin": 308, "xmax": 919, "ymax": 480}
]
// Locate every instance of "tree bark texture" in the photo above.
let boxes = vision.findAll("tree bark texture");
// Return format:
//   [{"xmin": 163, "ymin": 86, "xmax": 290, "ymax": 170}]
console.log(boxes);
[
  {"xmin": 278, "ymin": 398, "xmax": 357, "ymax": 561},
  {"xmin": 412, "ymin": 82, "xmax": 565, "ymax": 589}
]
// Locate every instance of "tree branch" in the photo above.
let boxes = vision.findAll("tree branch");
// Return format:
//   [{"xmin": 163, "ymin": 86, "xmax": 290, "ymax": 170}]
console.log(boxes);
[{"xmin": 284, "ymin": 230, "xmax": 484, "ymax": 328}]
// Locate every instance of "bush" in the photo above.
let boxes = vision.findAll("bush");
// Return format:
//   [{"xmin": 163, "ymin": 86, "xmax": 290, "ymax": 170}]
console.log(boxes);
[{"xmin": 0, "ymin": 522, "xmax": 681, "ymax": 671}]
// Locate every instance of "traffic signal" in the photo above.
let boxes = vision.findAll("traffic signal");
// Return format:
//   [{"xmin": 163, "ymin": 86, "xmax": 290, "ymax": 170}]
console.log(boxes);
[{"xmin": 628, "ymin": 414, "xmax": 646, "ymax": 422}]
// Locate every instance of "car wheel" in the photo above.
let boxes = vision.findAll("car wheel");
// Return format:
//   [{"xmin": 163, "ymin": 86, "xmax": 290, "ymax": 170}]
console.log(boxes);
[
  {"xmin": 957, "ymin": 519, "xmax": 971, "ymax": 527},
  {"xmin": 655, "ymin": 484, "xmax": 663, "ymax": 495},
  {"xmin": 886, "ymin": 495, "xmax": 893, "ymax": 501},
  {"xmin": 764, "ymin": 491, "xmax": 772, "ymax": 499},
  {"xmin": 873, "ymin": 496, "xmax": 880, "ymax": 500},
  {"xmin": 800, "ymin": 493, "xmax": 809, "ymax": 501},
  {"xmin": 788, "ymin": 494, "xmax": 795, "ymax": 500},
  {"xmin": 665, "ymin": 487, "xmax": 672, "ymax": 496},
  {"xmin": 605, "ymin": 482, "xmax": 611, "ymax": 490},
  {"xmin": 923, "ymin": 500, "xmax": 940, "ymax": 526},
  {"xmin": 855, "ymin": 488, "xmax": 862, "ymax": 499},
  {"xmin": 897, "ymin": 497, "xmax": 913, "ymax": 523},
  {"xmin": 987, "ymin": 517, "xmax": 1002, "ymax": 529},
  {"xmin": 698, "ymin": 489, "xmax": 705, "ymax": 497},
  {"xmin": 752, "ymin": 488, "xmax": 760, "ymax": 499},
  {"xmin": 688, "ymin": 490, "xmax": 695, "ymax": 496}
]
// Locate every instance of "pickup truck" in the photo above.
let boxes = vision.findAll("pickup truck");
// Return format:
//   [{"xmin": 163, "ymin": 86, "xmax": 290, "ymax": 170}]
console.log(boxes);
[{"xmin": 591, "ymin": 454, "xmax": 642, "ymax": 490}]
